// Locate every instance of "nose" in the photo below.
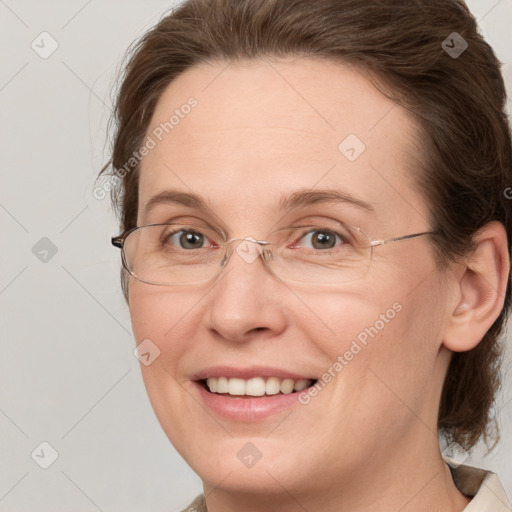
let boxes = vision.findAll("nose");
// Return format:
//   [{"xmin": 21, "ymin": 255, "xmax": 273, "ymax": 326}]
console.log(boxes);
[{"xmin": 206, "ymin": 239, "xmax": 287, "ymax": 342}]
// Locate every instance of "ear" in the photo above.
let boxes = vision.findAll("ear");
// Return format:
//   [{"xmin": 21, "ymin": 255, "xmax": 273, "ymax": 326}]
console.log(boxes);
[{"xmin": 442, "ymin": 221, "xmax": 510, "ymax": 352}]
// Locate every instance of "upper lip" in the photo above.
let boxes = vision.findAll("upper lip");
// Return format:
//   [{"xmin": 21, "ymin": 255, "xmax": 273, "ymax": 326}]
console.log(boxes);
[{"xmin": 192, "ymin": 366, "xmax": 318, "ymax": 381}]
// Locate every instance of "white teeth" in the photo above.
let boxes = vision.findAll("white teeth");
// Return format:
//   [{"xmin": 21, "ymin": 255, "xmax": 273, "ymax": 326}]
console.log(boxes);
[
  {"xmin": 293, "ymin": 379, "xmax": 310, "ymax": 391},
  {"xmin": 246, "ymin": 377, "xmax": 266, "ymax": 396},
  {"xmin": 204, "ymin": 376, "xmax": 314, "ymax": 396},
  {"xmin": 228, "ymin": 378, "xmax": 245, "ymax": 396},
  {"xmin": 206, "ymin": 377, "xmax": 217, "ymax": 393},
  {"xmin": 217, "ymin": 377, "xmax": 229, "ymax": 394},
  {"xmin": 280, "ymin": 378, "xmax": 295, "ymax": 394},
  {"xmin": 265, "ymin": 377, "xmax": 281, "ymax": 395}
]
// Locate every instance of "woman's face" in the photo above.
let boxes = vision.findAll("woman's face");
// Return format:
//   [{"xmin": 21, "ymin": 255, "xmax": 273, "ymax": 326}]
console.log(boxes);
[{"xmin": 129, "ymin": 58, "xmax": 453, "ymax": 498}]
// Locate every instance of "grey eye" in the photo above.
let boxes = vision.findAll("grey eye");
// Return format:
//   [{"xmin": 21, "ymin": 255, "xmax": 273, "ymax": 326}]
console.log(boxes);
[
  {"xmin": 299, "ymin": 230, "xmax": 343, "ymax": 250},
  {"xmin": 169, "ymin": 230, "xmax": 207, "ymax": 249}
]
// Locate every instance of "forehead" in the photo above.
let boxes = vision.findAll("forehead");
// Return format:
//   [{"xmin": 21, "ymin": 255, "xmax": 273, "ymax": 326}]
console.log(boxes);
[{"xmin": 137, "ymin": 57, "xmax": 429, "ymax": 231}]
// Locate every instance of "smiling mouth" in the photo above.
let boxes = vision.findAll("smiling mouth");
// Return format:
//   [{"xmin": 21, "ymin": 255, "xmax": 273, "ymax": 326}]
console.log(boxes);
[{"xmin": 199, "ymin": 376, "xmax": 318, "ymax": 397}]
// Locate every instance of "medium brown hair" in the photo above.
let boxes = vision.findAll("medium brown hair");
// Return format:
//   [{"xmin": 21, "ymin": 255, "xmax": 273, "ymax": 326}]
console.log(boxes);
[{"xmin": 102, "ymin": 0, "xmax": 512, "ymax": 450}]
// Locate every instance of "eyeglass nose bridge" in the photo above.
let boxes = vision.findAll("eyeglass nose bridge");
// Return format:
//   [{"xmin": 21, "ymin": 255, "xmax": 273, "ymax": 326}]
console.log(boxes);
[{"xmin": 220, "ymin": 236, "xmax": 273, "ymax": 267}]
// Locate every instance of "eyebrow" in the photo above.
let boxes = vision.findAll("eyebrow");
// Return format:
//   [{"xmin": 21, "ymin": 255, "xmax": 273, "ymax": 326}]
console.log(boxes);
[
  {"xmin": 143, "ymin": 190, "xmax": 209, "ymax": 217},
  {"xmin": 278, "ymin": 189, "xmax": 375, "ymax": 214},
  {"xmin": 142, "ymin": 188, "xmax": 375, "ymax": 217}
]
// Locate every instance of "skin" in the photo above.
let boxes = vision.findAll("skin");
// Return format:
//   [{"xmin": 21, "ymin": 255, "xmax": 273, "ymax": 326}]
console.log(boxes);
[{"xmin": 127, "ymin": 57, "xmax": 509, "ymax": 512}]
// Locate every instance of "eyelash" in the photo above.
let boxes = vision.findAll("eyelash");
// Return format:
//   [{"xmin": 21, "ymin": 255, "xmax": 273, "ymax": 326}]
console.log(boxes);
[{"xmin": 294, "ymin": 229, "xmax": 346, "ymax": 249}]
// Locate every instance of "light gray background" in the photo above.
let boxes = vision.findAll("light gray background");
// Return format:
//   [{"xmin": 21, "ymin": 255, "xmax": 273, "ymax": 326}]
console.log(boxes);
[{"xmin": 1, "ymin": 1, "xmax": 511, "ymax": 511}]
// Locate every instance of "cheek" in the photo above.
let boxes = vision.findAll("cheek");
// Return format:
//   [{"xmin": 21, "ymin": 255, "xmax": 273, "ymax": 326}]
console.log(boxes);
[
  {"xmin": 128, "ymin": 283, "xmax": 207, "ymax": 449},
  {"xmin": 128, "ymin": 283, "xmax": 201, "ymax": 395},
  {"xmin": 129, "ymin": 282, "xmax": 199, "ymax": 347},
  {"xmin": 351, "ymin": 279, "xmax": 445, "ymax": 419},
  {"xmin": 302, "ymin": 274, "xmax": 443, "ymax": 401},
  {"xmin": 294, "ymin": 285, "xmax": 405, "ymax": 358}
]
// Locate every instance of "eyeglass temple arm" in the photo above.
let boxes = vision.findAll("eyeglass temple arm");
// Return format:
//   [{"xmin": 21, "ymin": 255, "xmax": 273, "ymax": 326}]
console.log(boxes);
[
  {"xmin": 111, "ymin": 236, "xmax": 124, "ymax": 248},
  {"xmin": 370, "ymin": 231, "xmax": 435, "ymax": 247}
]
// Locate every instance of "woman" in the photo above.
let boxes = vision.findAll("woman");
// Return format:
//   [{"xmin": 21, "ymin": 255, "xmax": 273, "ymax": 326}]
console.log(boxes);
[{"xmin": 102, "ymin": 0, "xmax": 512, "ymax": 510}]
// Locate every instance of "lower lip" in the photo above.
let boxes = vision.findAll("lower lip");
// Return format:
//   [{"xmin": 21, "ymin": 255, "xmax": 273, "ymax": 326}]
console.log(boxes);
[{"xmin": 193, "ymin": 381, "xmax": 305, "ymax": 421}]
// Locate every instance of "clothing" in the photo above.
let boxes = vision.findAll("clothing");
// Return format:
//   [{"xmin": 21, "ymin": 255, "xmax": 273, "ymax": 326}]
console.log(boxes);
[
  {"xmin": 180, "ymin": 494, "xmax": 206, "ymax": 512},
  {"xmin": 452, "ymin": 464, "xmax": 511, "ymax": 511},
  {"xmin": 179, "ymin": 464, "xmax": 512, "ymax": 511}
]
